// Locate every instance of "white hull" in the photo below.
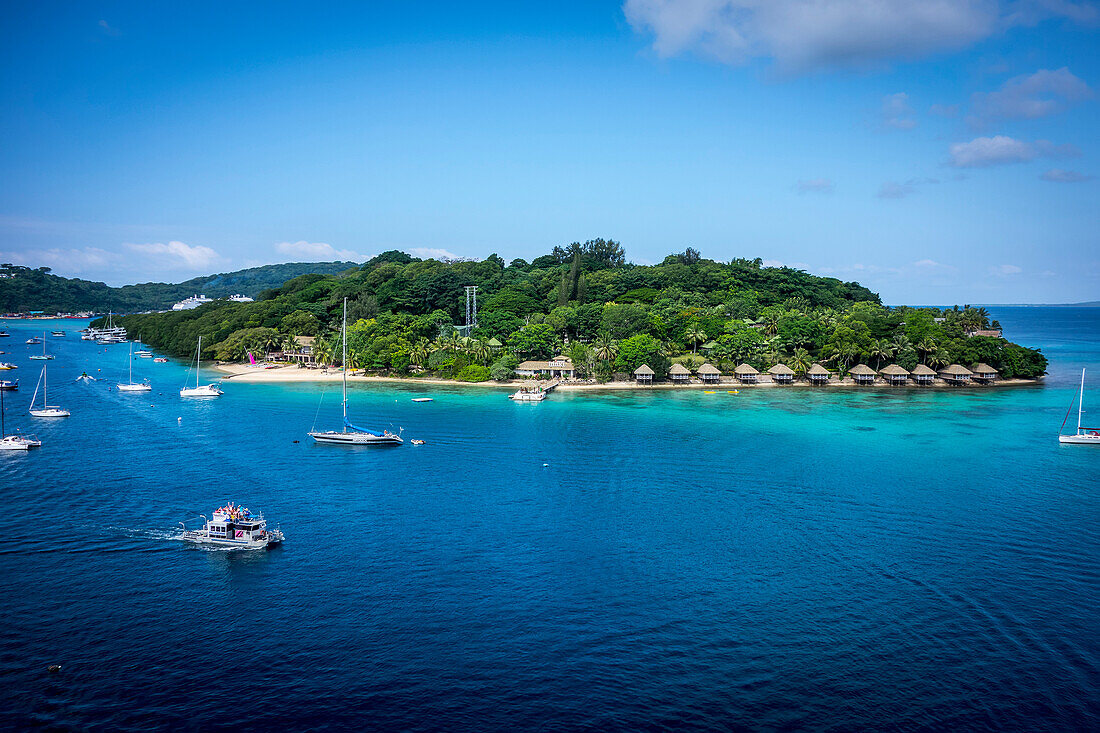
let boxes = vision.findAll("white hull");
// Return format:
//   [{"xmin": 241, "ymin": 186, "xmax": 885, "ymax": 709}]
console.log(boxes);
[
  {"xmin": 180, "ymin": 532, "xmax": 280, "ymax": 549},
  {"xmin": 0, "ymin": 435, "xmax": 41, "ymax": 450},
  {"xmin": 28, "ymin": 355, "xmax": 53, "ymax": 361},
  {"xmin": 30, "ymin": 408, "xmax": 69, "ymax": 417},
  {"xmin": 118, "ymin": 382, "xmax": 152, "ymax": 392},
  {"xmin": 510, "ymin": 392, "xmax": 546, "ymax": 402},
  {"xmin": 309, "ymin": 430, "xmax": 403, "ymax": 445},
  {"xmin": 1058, "ymin": 433, "xmax": 1100, "ymax": 445},
  {"xmin": 180, "ymin": 385, "xmax": 222, "ymax": 397}
]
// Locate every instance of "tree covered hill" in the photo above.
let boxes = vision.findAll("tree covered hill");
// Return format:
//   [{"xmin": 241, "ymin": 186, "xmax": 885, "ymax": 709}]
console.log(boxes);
[
  {"xmin": 0, "ymin": 260, "xmax": 360, "ymax": 313},
  {"xmin": 103, "ymin": 240, "xmax": 1047, "ymax": 380}
]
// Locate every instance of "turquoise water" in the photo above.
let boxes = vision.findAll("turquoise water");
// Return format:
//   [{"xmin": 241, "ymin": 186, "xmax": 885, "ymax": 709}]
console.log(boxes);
[{"xmin": 1, "ymin": 308, "xmax": 1098, "ymax": 730}]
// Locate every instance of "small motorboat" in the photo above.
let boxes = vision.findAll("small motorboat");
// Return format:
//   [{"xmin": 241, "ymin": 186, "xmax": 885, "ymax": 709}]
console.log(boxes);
[
  {"xmin": 26, "ymin": 338, "xmax": 41, "ymax": 345},
  {"xmin": 51, "ymin": 331, "xmax": 66, "ymax": 337},
  {"xmin": 0, "ymin": 380, "xmax": 17, "ymax": 391},
  {"xmin": 0, "ymin": 362, "xmax": 15, "ymax": 370},
  {"xmin": 154, "ymin": 357, "xmax": 168, "ymax": 363},
  {"xmin": 76, "ymin": 372, "xmax": 97, "ymax": 383},
  {"xmin": 411, "ymin": 398, "xmax": 433, "ymax": 402},
  {"xmin": 411, "ymin": 439, "xmax": 426, "ymax": 445}
]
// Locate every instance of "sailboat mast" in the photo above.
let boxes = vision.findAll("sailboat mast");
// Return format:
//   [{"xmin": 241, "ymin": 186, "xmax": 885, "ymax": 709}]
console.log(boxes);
[
  {"xmin": 129, "ymin": 341, "xmax": 134, "ymax": 383},
  {"xmin": 1079, "ymin": 368, "xmax": 1086, "ymax": 433},
  {"xmin": 196, "ymin": 335, "xmax": 202, "ymax": 388},
  {"xmin": 342, "ymin": 297, "xmax": 348, "ymax": 426},
  {"xmin": 1, "ymin": 385, "xmax": 5, "ymax": 437}
]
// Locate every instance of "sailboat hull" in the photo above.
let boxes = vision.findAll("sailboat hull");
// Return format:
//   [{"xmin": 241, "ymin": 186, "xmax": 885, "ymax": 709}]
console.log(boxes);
[
  {"xmin": 309, "ymin": 430, "xmax": 403, "ymax": 445},
  {"xmin": 118, "ymin": 383, "xmax": 152, "ymax": 392},
  {"xmin": 0, "ymin": 435, "xmax": 41, "ymax": 450},
  {"xmin": 30, "ymin": 408, "xmax": 70, "ymax": 417},
  {"xmin": 180, "ymin": 385, "xmax": 223, "ymax": 397},
  {"xmin": 1058, "ymin": 433, "xmax": 1100, "ymax": 445}
]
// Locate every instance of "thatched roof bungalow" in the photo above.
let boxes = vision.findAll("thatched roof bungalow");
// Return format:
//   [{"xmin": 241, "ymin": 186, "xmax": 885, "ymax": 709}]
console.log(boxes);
[
  {"xmin": 767, "ymin": 363, "xmax": 795, "ymax": 384},
  {"xmin": 634, "ymin": 364, "xmax": 654, "ymax": 385},
  {"xmin": 972, "ymin": 363, "xmax": 999, "ymax": 383},
  {"xmin": 733, "ymin": 363, "xmax": 759, "ymax": 384},
  {"xmin": 697, "ymin": 362, "xmax": 721, "ymax": 384},
  {"xmin": 910, "ymin": 364, "xmax": 936, "ymax": 384},
  {"xmin": 849, "ymin": 364, "xmax": 877, "ymax": 385},
  {"xmin": 807, "ymin": 363, "xmax": 832, "ymax": 384},
  {"xmin": 880, "ymin": 364, "xmax": 910, "ymax": 385},
  {"xmin": 939, "ymin": 363, "xmax": 973, "ymax": 384},
  {"xmin": 669, "ymin": 363, "xmax": 691, "ymax": 383},
  {"xmin": 486, "ymin": 337, "xmax": 503, "ymax": 350}
]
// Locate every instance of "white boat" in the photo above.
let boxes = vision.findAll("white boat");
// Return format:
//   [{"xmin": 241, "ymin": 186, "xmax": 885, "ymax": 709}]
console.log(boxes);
[
  {"xmin": 0, "ymin": 380, "xmax": 17, "ymax": 390},
  {"xmin": 411, "ymin": 397, "xmax": 433, "ymax": 402},
  {"xmin": 180, "ymin": 503, "xmax": 284, "ymax": 549},
  {"xmin": 28, "ymin": 332, "xmax": 54, "ymax": 360},
  {"xmin": 180, "ymin": 336, "xmax": 223, "ymax": 397},
  {"xmin": 309, "ymin": 299, "xmax": 403, "ymax": 446},
  {"xmin": 0, "ymin": 362, "xmax": 16, "ymax": 370},
  {"xmin": 25, "ymin": 337, "xmax": 41, "ymax": 345},
  {"xmin": 76, "ymin": 372, "xmax": 96, "ymax": 383},
  {"xmin": 510, "ymin": 387, "xmax": 547, "ymax": 402},
  {"xmin": 118, "ymin": 342, "xmax": 152, "ymax": 393},
  {"xmin": 29, "ymin": 363, "xmax": 69, "ymax": 417},
  {"xmin": 1059, "ymin": 368, "xmax": 1100, "ymax": 445},
  {"xmin": 51, "ymin": 331, "xmax": 66, "ymax": 337},
  {"xmin": 0, "ymin": 388, "xmax": 41, "ymax": 450}
]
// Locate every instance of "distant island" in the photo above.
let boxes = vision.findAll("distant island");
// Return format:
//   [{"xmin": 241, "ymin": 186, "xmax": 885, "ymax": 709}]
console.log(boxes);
[
  {"xmin": 0, "ymin": 260, "xmax": 360, "ymax": 313},
  {"xmin": 91, "ymin": 241, "xmax": 1048, "ymax": 386}
]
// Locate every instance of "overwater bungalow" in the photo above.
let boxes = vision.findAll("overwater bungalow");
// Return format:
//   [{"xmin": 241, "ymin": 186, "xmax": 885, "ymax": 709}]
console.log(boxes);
[
  {"xmin": 939, "ymin": 363, "xmax": 973, "ymax": 385},
  {"xmin": 971, "ymin": 363, "xmax": 999, "ymax": 383},
  {"xmin": 697, "ymin": 363, "xmax": 721, "ymax": 384},
  {"xmin": 767, "ymin": 363, "xmax": 795, "ymax": 384},
  {"xmin": 880, "ymin": 364, "xmax": 910, "ymax": 385},
  {"xmin": 849, "ymin": 364, "xmax": 877, "ymax": 385},
  {"xmin": 733, "ymin": 363, "xmax": 759, "ymax": 384},
  {"xmin": 669, "ymin": 363, "xmax": 691, "ymax": 384},
  {"xmin": 634, "ymin": 364, "xmax": 654, "ymax": 385},
  {"xmin": 910, "ymin": 364, "xmax": 936, "ymax": 384},
  {"xmin": 807, "ymin": 363, "xmax": 832, "ymax": 384}
]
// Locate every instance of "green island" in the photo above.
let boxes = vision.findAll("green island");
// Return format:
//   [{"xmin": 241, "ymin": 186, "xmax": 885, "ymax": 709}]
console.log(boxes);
[{"xmin": 99, "ymin": 241, "xmax": 1048, "ymax": 386}]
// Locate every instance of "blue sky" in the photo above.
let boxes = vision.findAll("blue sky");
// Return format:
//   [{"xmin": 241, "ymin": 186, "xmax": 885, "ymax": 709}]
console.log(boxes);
[{"xmin": 1, "ymin": 1, "xmax": 1097, "ymax": 304}]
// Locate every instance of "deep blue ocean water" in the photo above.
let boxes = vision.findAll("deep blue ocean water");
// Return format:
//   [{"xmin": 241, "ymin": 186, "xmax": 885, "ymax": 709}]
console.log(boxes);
[{"xmin": 0, "ymin": 308, "xmax": 1097, "ymax": 732}]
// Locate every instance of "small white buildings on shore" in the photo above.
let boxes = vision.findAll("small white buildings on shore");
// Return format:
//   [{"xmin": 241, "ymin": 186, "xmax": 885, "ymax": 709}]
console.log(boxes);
[
  {"xmin": 515, "ymin": 356, "xmax": 575, "ymax": 379},
  {"xmin": 849, "ymin": 364, "xmax": 877, "ymax": 385},
  {"xmin": 171, "ymin": 293, "xmax": 253, "ymax": 310},
  {"xmin": 634, "ymin": 364, "xmax": 654, "ymax": 384},
  {"xmin": 807, "ymin": 363, "xmax": 832, "ymax": 384},
  {"xmin": 939, "ymin": 363, "xmax": 973, "ymax": 385},
  {"xmin": 767, "ymin": 363, "xmax": 795, "ymax": 384},
  {"xmin": 669, "ymin": 363, "xmax": 691, "ymax": 383},
  {"xmin": 734, "ymin": 364, "xmax": 759, "ymax": 384},
  {"xmin": 880, "ymin": 364, "xmax": 910, "ymax": 385},
  {"xmin": 697, "ymin": 363, "xmax": 721, "ymax": 384}
]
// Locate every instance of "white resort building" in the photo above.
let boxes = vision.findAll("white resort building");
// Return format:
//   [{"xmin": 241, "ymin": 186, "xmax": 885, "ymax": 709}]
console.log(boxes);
[{"xmin": 515, "ymin": 356, "xmax": 575, "ymax": 379}]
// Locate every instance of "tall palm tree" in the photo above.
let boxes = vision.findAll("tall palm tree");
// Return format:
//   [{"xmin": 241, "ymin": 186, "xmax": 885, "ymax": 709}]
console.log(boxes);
[
  {"xmin": 685, "ymin": 325, "xmax": 707, "ymax": 354},
  {"xmin": 592, "ymin": 336, "xmax": 617, "ymax": 363},
  {"xmin": 409, "ymin": 340, "xmax": 429, "ymax": 368},
  {"xmin": 789, "ymin": 347, "xmax": 811, "ymax": 375},
  {"xmin": 917, "ymin": 338, "xmax": 936, "ymax": 359},
  {"xmin": 761, "ymin": 311, "xmax": 780, "ymax": 336},
  {"xmin": 892, "ymin": 333, "xmax": 912, "ymax": 355},
  {"xmin": 929, "ymin": 348, "xmax": 950, "ymax": 369},
  {"xmin": 471, "ymin": 341, "xmax": 492, "ymax": 364},
  {"xmin": 870, "ymin": 338, "xmax": 895, "ymax": 369}
]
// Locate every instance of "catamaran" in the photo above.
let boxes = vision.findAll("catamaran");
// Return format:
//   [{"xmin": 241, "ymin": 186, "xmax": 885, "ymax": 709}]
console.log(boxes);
[
  {"xmin": 180, "ymin": 336, "xmax": 223, "ymax": 398},
  {"xmin": 29, "ymin": 363, "xmax": 70, "ymax": 417},
  {"xmin": 0, "ymin": 387, "xmax": 41, "ymax": 450},
  {"xmin": 118, "ymin": 342, "xmax": 152, "ymax": 392},
  {"xmin": 309, "ymin": 298, "xmax": 402, "ymax": 446},
  {"xmin": 179, "ymin": 503, "xmax": 284, "ymax": 548},
  {"xmin": 1059, "ymin": 368, "xmax": 1100, "ymax": 445},
  {"xmin": 28, "ymin": 332, "xmax": 54, "ymax": 360}
]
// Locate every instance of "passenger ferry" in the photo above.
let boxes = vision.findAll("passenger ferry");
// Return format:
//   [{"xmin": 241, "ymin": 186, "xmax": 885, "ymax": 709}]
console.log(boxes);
[{"xmin": 180, "ymin": 503, "xmax": 284, "ymax": 549}]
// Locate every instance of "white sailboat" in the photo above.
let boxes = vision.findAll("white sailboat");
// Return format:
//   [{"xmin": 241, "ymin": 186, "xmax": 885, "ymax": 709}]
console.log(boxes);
[
  {"xmin": 180, "ymin": 335, "xmax": 223, "ymax": 397},
  {"xmin": 117, "ymin": 341, "xmax": 152, "ymax": 392},
  {"xmin": 309, "ymin": 298, "xmax": 402, "ymax": 446},
  {"xmin": 28, "ymin": 332, "xmax": 54, "ymax": 360},
  {"xmin": 1059, "ymin": 368, "xmax": 1100, "ymax": 445},
  {"xmin": 29, "ymin": 363, "xmax": 70, "ymax": 417},
  {"xmin": 0, "ymin": 387, "xmax": 41, "ymax": 449}
]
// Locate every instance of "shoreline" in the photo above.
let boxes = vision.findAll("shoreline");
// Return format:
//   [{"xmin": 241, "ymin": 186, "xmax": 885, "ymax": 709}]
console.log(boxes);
[{"xmin": 214, "ymin": 363, "xmax": 1042, "ymax": 391}]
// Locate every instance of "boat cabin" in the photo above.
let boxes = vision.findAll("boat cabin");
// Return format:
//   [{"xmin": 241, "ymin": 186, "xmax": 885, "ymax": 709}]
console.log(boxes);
[{"xmin": 207, "ymin": 507, "xmax": 269, "ymax": 544}]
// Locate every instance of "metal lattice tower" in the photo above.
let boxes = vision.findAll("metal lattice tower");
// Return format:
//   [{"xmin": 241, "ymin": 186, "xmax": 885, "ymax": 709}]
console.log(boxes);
[{"xmin": 464, "ymin": 286, "xmax": 478, "ymax": 335}]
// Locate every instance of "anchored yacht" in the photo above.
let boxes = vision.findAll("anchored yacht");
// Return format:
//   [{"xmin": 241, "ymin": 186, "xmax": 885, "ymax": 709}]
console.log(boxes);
[{"xmin": 180, "ymin": 336, "xmax": 223, "ymax": 397}]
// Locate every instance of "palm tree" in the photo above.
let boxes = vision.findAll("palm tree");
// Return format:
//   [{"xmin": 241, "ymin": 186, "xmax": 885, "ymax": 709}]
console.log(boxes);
[
  {"xmin": 789, "ymin": 347, "xmax": 811, "ymax": 375},
  {"xmin": 685, "ymin": 325, "xmax": 707, "ymax": 354},
  {"xmin": 409, "ymin": 340, "xmax": 430, "ymax": 368},
  {"xmin": 917, "ymin": 338, "xmax": 936, "ymax": 359},
  {"xmin": 592, "ymin": 336, "xmax": 617, "ymax": 363},
  {"xmin": 928, "ymin": 348, "xmax": 950, "ymax": 369},
  {"xmin": 471, "ymin": 340, "xmax": 492, "ymax": 364},
  {"xmin": 760, "ymin": 311, "xmax": 780, "ymax": 336},
  {"xmin": 870, "ymin": 338, "xmax": 895, "ymax": 369},
  {"xmin": 892, "ymin": 333, "xmax": 912, "ymax": 355}
]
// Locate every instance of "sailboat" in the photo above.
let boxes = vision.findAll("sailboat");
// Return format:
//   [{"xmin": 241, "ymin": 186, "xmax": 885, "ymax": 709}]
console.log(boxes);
[
  {"xmin": 117, "ymin": 341, "xmax": 152, "ymax": 392},
  {"xmin": 180, "ymin": 336, "xmax": 223, "ymax": 397},
  {"xmin": 29, "ymin": 364, "xmax": 70, "ymax": 417},
  {"xmin": 309, "ymin": 298, "xmax": 402, "ymax": 446},
  {"xmin": 28, "ymin": 332, "xmax": 54, "ymax": 360},
  {"xmin": 0, "ymin": 387, "xmax": 41, "ymax": 450},
  {"xmin": 1059, "ymin": 368, "xmax": 1100, "ymax": 445}
]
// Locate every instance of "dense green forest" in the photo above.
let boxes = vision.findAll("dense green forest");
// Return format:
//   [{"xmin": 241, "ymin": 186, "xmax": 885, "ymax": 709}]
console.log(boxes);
[
  {"xmin": 0, "ymin": 261, "xmax": 359, "ymax": 313},
  {"xmin": 103, "ymin": 241, "xmax": 1047, "ymax": 381}
]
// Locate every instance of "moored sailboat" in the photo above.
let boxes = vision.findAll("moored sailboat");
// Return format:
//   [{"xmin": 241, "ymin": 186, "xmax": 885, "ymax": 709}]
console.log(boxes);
[
  {"xmin": 29, "ymin": 363, "xmax": 70, "ymax": 417},
  {"xmin": 180, "ymin": 336, "xmax": 223, "ymax": 397},
  {"xmin": 308, "ymin": 298, "xmax": 402, "ymax": 446},
  {"xmin": 1059, "ymin": 368, "xmax": 1100, "ymax": 445},
  {"xmin": 29, "ymin": 333, "xmax": 53, "ymax": 359},
  {"xmin": 0, "ymin": 387, "xmax": 41, "ymax": 450},
  {"xmin": 118, "ymin": 341, "xmax": 152, "ymax": 393}
]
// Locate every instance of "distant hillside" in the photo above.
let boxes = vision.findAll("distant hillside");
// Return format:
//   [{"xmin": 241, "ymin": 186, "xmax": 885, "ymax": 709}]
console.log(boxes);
[{"xmin": 0, "ymin": 261, "xmax": 360, "ymax": 313}]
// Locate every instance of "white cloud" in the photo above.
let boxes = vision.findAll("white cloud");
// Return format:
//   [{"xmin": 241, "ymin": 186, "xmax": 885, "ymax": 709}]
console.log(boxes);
[
  {"xmin": 795, "ymin": 178, "xmax": 834, "ymax": 194},
  {"xmin": 882, "ymin": 93, "xmax": 917, "ymax": 129},
  {"xmin": 990, "ymin": 264, "xmax": 1023, "ymax": 275},
  {"xmin": 125, "ymin": 240, "xmax": 220, "ymax": 270},
  {"xmin": 623, "ymin": 1, "xmax": 1095, "ymax": 73},
  {"xmin": 406, "ymin": 247, "xmax": 461, "ymax": 260},
  {"xmin": 274, "ymin": 240, "xmax": 365, "ymax": 262},
  {"xmin": 1040, "ymin": 168, "xmax": 1093, "ymax": 182},
  {"xmin": 0, "ymin": 247, "xmax": 115, "ymax": 274},
  {"xmin": 970, "ymin": 67, "xmax": 1093, "ymax": 125},
  {"xmin": 947, "ymin": 135, "xmax": 1079, "ymax": 167}
]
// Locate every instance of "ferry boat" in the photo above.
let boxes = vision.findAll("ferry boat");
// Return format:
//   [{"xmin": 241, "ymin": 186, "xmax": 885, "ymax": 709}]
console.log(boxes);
[
  {"xmin": 510, "ymin": 386, "xmax": 547, "ymax": 402},
  {"xmin": 180, "ymin": 504, "xmax": 284, "ymax": 549}
]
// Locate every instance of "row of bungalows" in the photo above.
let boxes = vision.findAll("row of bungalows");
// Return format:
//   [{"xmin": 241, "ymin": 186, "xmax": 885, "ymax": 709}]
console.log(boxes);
[{"xmin": 632, "ymin": 361, "xmax": 1001, "ymax": 385}]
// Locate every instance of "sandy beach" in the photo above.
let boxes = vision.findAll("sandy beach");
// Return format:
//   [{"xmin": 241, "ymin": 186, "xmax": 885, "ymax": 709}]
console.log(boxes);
[{"xmin": 214, "ymin": 363, "xmax": 1040, "ymax": 390}]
